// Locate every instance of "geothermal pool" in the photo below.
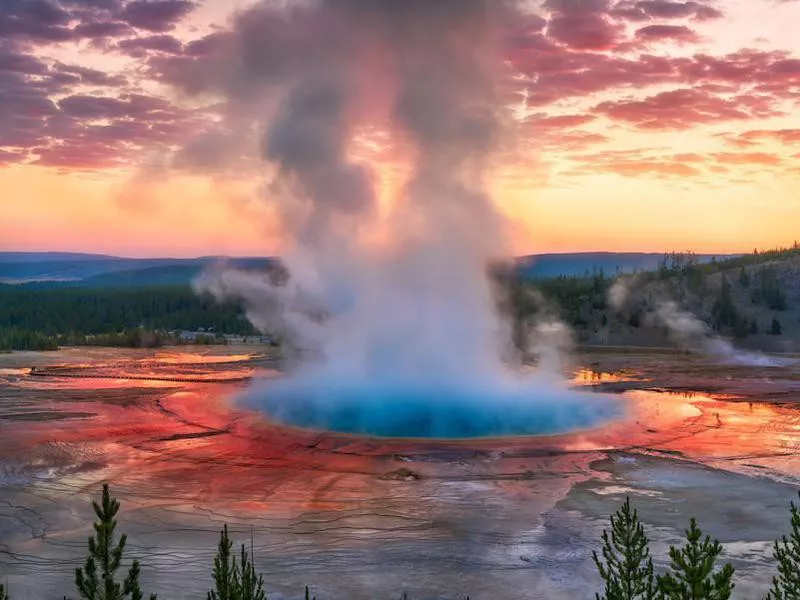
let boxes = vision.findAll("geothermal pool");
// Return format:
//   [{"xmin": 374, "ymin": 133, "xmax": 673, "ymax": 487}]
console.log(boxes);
[
  {"xmin": 2, "ymin": 346, "xmax": 800, "ymax": 599},
  {"xmin": 245, "ymin": 377, "xmax": 623, "ymax": 438}
]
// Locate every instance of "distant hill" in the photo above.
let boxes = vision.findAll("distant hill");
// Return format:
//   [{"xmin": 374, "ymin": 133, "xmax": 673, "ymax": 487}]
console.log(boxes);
[
  {"xmin": 0, "ymin": 252, "xmax": 119, "ymax": 263},
  {"xmin": 0, "ymin": 251, "xmax": 739, "ymax": 286},
  {"xmin": 522, "ymin": 246, "xmax": 800, "ymax": 354},
  {"xmin": 0, "ymin": 253, "xmax": 274, "ymax": 286},
  {"xmin": 516, "ymin": 252, "xmax": 736, "ymax": 279},
  {"xmin": 79, "ymin": 260, "xmax": 274, "ymax": 288}
]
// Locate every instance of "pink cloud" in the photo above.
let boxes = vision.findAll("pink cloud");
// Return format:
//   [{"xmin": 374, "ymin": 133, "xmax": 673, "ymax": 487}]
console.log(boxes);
[
  {"xmin": 0, "ymin": 0, "xmax": 798, "ymax": 172},
  {"xmin": 594, "ymin": 88, "xmax": 782, "ymax": 129},
  {"xmin": 543, "ymin": 0, "xmax": 626, "ymax": 50},
  {"xmin": 121, "ymin": 0, "xmax": 197, "ymax": 33},
  {"xmin": 635, "ymin": 24, "xmax": 701, "ymax": 44},
  {"xmin": 524, "ymin": 114, "xmax": 598, "ymax": 129},
  {"xmin": 611, "ymin": 1, "xmax": 724, "ymax": 21},
  {"xmin": 117, "ymin": 34, "xmax": 184, "ymax": 56},
  {"xmin": 713, "ymin": 152, "xmax": 783, "ymax": 165},
  {"xmin": 568, "ymin": 152, "xmax": 705, "ymax": 178}
]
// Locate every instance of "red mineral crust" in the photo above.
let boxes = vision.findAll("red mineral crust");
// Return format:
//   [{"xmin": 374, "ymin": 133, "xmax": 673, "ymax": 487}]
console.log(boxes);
[{"xmin": 3, "ymin": 349, "xmax": 799, "ymax": 516}]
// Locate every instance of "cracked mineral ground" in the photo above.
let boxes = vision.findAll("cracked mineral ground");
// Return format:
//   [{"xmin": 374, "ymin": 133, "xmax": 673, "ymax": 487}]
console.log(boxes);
[{"xmin": 2, "ymin": 346, "xmax": 800, "ymax": 599}]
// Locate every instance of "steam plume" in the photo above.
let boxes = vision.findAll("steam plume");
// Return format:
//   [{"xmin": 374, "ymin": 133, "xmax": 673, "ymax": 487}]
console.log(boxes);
[
  {"xmin": 609, "ymin": 278, "xmax": 791, "ymax": 367},
  {"xmin": 192, "ymin": 0, "xmax": 620, "ymax": 437}
]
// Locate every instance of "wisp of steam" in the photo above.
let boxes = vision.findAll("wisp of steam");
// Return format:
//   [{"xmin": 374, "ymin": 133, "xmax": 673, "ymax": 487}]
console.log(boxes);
[
  {"xmin": 191, "ymin": 0, "xmax": 622, "ymax": 438},
  {"xmin": 609, "ymin": 279, "xmax": 795, "ymax": 367}
]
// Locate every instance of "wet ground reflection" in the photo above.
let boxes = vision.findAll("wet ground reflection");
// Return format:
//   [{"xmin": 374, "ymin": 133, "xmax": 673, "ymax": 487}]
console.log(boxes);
[{"xmin": 1, "ymin": 347, "xmax": 800, "ymax": 599}]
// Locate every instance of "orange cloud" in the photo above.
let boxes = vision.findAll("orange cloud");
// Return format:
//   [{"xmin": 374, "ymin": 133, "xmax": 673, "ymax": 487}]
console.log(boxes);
[{"xmin": 0, "ymin": 0, "xmax": 798, "ymax": 256}]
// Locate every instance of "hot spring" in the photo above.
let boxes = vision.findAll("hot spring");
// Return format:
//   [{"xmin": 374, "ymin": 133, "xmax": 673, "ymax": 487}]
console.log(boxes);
[
  {"xmin": 192, "ymin": 1, "xmax": 627, "ymax": 441},
  {"xmin": 241, "ymin": 374, "xmax": 624, "ymax": 439}
]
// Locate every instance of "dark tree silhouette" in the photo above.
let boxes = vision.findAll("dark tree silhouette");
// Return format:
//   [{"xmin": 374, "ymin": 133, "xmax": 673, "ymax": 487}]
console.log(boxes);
[
  {"xmin": 0, "ymin": 285, "xmax": 259, "ymax": 350},
  {"xmin": 755, "ymin": 270, "xmax": 788, "ymax": 311},
  {"xmin": 738, "ymin": 266, "xmax": 750, "ymax": 288},
  {"xmin": 765, "ymin": 492, "xmax": 800, "ymax": 600},
  {"xmin": 72, "ymin": 484, "xmax": 156, "ymax": 600},
  {"xmin": 749, "ymin": 319, "xmax": 759, "ymax": 335},
  {"xmin": 771, "ymin": 318, "xmax": 783, "ymax": 336},
  {"xmin": 712, "ymin": 275, "xmax": 737, "ymax": 330},
  {"xmin": 657, "ymin": 518, "xmax": 734, "ymax": 600},
  {"xmin": 208, "ymin": 526, "xmax": 267, "ymax": 600},
  {"xmin": 237, "ymin": 543, "xmax": 266, "ymax": 600},
  {"xmin": 209, "ymin": 526, "xmax": 236, "ymax": 600},
  {"xmin": 593, "ymin": 497, "xmax": 658, "ymax": 600}
]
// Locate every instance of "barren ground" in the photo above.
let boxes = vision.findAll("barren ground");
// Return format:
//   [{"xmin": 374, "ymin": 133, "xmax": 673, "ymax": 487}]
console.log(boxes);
[{"xmin": 1, "ymin": 346, "xmax": 800, "ymax": 599}]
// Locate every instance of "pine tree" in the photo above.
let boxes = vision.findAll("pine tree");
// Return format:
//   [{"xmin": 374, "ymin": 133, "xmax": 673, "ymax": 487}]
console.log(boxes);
[
  {"xmin": 712, "ymin": 276, "xmax": 737, "ymax": 329},
  {"xmin": 657, "ymin": 518, "xmax": 734, "ymax": 600},
  {"xmin": 749, "ymin": 319, "xmax": 759, "ymax": 335},
  {"xmin": 72, "ymin": 484, "xmax": 156, "ymax": 600},
  {"xmin": 733, "ymin": 316, "xmax": 749, "ymax": 339},
  {"xmin": 209, "ymin": 526, "xmax": 237, "ymax": 600},
  {"xmin": 208, "ymin": 526, "xmax": 267, "ymax": 600},
  {"xmin": 739, "ymin": 266, "xmax": 750, "ymax": 288},
  {"xmin": 756, "ymin": 269, "xmax": 788, "ymax": 311},
  {"xmin": 765, "ymin": 492, "xmax": 800, "ymax": 600},
  {"xmin": 0, "ymin": 583, "xmax": 9, "ymax": 600},
  {"xmin": 237, "ymin": 539, "xmax": 266, "ymax": 600},
  {"xmin": 593, "ymin": 497, "xmax": 658, "ymax": 600},
  {"xmin": 771, "ymin": 318, "xmax": 783, "ymax": 336}
]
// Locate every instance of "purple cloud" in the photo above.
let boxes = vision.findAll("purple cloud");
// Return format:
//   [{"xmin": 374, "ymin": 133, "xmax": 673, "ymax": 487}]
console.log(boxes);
[
  {"xmin": 122, "ymin": 0, "xmax": 197, "ymax": 32},
  {"xmin": 117, "ymin": 34, "xmax": 183, "ymax": 55}
]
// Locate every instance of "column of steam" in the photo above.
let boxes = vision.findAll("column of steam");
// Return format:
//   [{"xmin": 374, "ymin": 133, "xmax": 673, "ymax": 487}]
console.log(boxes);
[
  {"xmin": 191, "ymin": 0, "xmax": 623, "ymax": 437},
  {"xmin": 198, "ymin": 0, "xmax": 518, "ymax": 381}
]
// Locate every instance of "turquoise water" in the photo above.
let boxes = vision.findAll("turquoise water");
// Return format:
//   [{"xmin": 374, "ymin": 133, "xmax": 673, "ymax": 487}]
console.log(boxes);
[{"xmin": 244, "ymin": 378, "xmax": 623, "ymax": 438}]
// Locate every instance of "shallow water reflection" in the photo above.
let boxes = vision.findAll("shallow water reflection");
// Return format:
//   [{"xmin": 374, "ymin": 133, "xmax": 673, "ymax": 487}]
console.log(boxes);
[{"xmin": 2, "ymin": 347, "xmax": 800, "ymax": 599}]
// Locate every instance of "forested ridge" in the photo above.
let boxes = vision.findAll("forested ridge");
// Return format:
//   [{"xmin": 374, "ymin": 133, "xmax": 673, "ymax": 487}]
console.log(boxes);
[
  {"xmin": 0, "ymin": 285, "xmax": 256, "ymax": 351},
  {"xmin": 1, "ymin": 244, "xmax": 798, "ymax": 352},
  {"xmin": 511, "ymin": 244, "xmax": 800, "ymax": 350}
]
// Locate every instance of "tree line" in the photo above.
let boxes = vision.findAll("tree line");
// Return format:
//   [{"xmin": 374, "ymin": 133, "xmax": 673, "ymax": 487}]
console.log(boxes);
[
  {"xmin": 510, "ymin": 248, "xmax": 794, "ymax": 345},
  {"xmin": 594, "ymin": 494, "xmax": 800, "ymax": 600},
  {"xmin": 0, "ymin": 285, "xmax": 258, "ymax": 351},
  {"xmin": 652, "ymin": 242, "xmax": 800, "ymax": 279},
  {"xmin": 2, "ymin": 485, "xmax": 800, "ymax": 600},
  {"xmin": 1, "ymin": 243, "xmax": 796, "ymax": 352}
]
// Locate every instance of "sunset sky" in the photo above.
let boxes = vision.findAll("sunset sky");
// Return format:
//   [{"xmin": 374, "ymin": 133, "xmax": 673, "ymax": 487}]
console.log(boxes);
[{"xmin": 1, "ymin": 0, "xmax": 799, "ymax": 258}]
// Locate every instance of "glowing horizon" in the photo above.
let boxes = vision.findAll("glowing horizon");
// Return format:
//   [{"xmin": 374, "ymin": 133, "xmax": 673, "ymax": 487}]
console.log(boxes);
[{"xmin": 1, "ymin": 0, "xmax": 799, "ymax": 257}]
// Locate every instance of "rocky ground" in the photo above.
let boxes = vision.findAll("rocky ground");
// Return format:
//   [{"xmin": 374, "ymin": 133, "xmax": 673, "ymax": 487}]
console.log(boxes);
[{"xmin": 1, "ymin": 346, "xmax": 800, "ymax": 599}]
